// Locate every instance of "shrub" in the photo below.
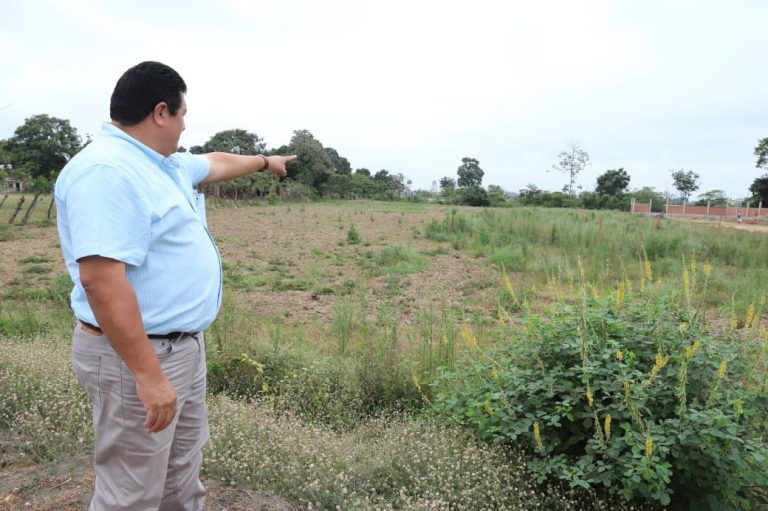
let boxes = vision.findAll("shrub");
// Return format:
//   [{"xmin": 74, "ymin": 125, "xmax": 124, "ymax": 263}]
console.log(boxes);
[
  {"xmin": 346, "ymin": 224, "xmax": 362, "ymax": 244},
  {"xmin": 456, "ymin": 185, "xmax": 491, "ymax": 207},
  {"xmin": 432, "ymin": 291, "xmax": 768, "ymax": 509}
]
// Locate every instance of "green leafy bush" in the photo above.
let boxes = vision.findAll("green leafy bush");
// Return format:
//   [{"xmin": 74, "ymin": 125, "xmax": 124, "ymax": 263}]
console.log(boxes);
[
  {"xmin": 346, "ymin": 224, "xmax": 362, "ymax": 244},
  {"xmin": 432, "ymin": 292, "xmax": 768, "ymax": 509}
]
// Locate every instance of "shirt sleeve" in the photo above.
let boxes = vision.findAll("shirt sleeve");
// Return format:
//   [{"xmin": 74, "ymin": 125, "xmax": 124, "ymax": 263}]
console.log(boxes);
[
  {"xmin": 63, "ymin": 165, "xmax": 151, "ymax": 266},
  {"xmin": 176, "ymin": 152, "xmax": 211, "ymax": 186}
]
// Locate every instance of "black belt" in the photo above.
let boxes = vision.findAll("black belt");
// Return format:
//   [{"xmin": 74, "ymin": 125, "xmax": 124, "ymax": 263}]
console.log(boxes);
[{"xmin": 79, "ymin": 320, "xmax": 198, "ymax": 341}]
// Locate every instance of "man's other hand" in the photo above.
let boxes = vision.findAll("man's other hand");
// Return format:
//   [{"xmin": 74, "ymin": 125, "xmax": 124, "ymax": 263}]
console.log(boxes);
[{"xmin": 136, "ymin": 376, "xmax": 177, "ymax": 433}]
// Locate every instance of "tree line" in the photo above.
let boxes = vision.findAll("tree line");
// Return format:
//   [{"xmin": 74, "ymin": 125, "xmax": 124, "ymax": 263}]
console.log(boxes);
[{"xmin": 2, "ymin": 114, "xmax": 768, "ymax": 210}]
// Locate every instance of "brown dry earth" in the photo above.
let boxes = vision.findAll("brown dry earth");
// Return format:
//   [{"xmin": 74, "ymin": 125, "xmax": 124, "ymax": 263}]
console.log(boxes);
[
  {"xmin": 206, "ymin": 201, "xmax": 498, "ymax": 325},
  {"xmin": 675, "ymin": 216, "xmax": 768, "ymax": 233},
  {"xmin": 0, "ymin": 432, "xmax": 301, "ymax": 511},
  {"xmin": 0, "ymin": 202, "xmax": 498, "ymax": 324}
]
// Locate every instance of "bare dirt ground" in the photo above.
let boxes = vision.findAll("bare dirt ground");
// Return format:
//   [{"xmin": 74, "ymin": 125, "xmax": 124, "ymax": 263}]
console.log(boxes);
[
  {"xmin": 206, "ymin": 201, "xmax": 498, "ymax": 325},
  {"xmin": 0, "ymin": 433, "xmax": 301, "ymax": 511},
  {"xmin": 0, "ymin": 201, "xmax": 496, "ymax": 510},
  {"xmin": 674, "ymin": 216, "xmax": 768, "ymax": 233},
  {"xmin": 0, "ymin": 202, "xmax": 497, "ymax": 323}
]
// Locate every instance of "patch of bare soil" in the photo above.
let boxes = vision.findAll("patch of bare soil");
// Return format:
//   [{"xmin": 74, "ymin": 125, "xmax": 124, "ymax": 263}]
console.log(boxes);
[
  {"xmin": 0, "ymin": 224, "xmax": 64, "ymax": 293},
  {"xmin": 675, "ymin": 216, "xmax": 768, "ymax": 233},
  {"xmin": 0, "ymin": 433, "xmax": 302, "ymax": 511},
  {"xmin": 0, "ymin": 203, "xmax": 497, "ymax": 326},
  {"xmin": 207, "ymin": 203, "xmax": 498, "ymax": 324}
]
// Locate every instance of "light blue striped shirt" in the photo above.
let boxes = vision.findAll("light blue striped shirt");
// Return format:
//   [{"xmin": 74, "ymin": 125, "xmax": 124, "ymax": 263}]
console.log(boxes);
[{"xmin": 55, "ymin": 122, "xmax": 222, "ymax": 334}]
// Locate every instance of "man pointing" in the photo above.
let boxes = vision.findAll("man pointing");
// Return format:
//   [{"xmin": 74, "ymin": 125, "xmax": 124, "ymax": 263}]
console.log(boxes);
[{"xmin": 55, "ymin": 61, "xmax": 295, "ymax": 510}]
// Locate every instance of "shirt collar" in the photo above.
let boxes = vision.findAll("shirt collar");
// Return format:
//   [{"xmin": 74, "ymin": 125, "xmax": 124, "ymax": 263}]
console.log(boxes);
[{"xmin": 100, "ymin": 122, "xmax": 179, "ymax": 170}]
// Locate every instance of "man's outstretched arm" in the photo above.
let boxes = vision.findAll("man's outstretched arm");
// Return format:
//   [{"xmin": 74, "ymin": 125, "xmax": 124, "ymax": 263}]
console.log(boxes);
[{"xmin": 201, "ymin": 153, "xmax": 296, "ymax": 183}]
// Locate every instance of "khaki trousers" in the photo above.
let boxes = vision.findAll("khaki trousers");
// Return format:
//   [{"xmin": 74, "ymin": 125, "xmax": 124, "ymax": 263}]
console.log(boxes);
[{"xmin": 72, "ymin": 324, "xmax": 209, "ymax": 511}]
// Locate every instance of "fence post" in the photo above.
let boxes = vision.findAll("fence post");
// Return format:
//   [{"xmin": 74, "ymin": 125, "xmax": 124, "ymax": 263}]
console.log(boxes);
[
  {"xmin": 706, "ymin": 200, "xmax": 710, "ymax": 217},
  {"xmin": 8, "ymin": 195, "xmax": 25, "ymax": 224},
  {"xmin": 47, "ymin": 195, "xmax": 55, "ymax": 220},
  {"xmin": 759, "ymin": 201, "xmax": 763, "ymax": 218},
  {"xmin": 665, "ymin": 196, "xmax": 669, "ymax": 215},
  {"xmin": 746, "ymin": 201, "xmax": 751, "ymax": 218},
  {"xmin": 649, "ymin": 198, "xmax": 653, "ymax": 214},
  {"xmin": 21, "ymin": 193, "xmax": 41, "ymax": 225},
  {"xmin": 682, "ymin": 199, "xmax": 686, "ymax": 215},
  {"xmin": 630, "ymin": 197, "xmax": 635, "ymax": 213}
]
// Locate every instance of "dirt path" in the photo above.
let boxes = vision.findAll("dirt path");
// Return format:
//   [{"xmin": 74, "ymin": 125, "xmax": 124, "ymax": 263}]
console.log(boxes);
[
  {"xmin": 676, "ymin": 216, "xmax": 768, "ymax": 233},
  {"xmin": 0, "ymin": 434, "xmax": 302, "ymax": 511}
]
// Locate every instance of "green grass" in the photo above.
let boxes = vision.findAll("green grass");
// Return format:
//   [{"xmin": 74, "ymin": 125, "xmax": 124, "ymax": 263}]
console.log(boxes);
[
  {"xmin": 22, "ymin": 265, "xmax": 52, "ymax": 274},
  {"xmin": 358, "ymin": 245, "xmax": 430, "ymax": 277},
  {"xmin": 0, "ymin": 193, "xmax": 56, "ymax": 225},
  {"xmin": 17, "ymin": 255, "xmax": 53, "ymax": 264},
  {"xmin": 426, "ymin": 208, "xmax": 768, "ymax": 314}
]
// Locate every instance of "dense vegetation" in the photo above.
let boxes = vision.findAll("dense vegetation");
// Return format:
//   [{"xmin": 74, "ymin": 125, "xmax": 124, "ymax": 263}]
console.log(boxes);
[{"xmin": 3, "ymin": 115, "xmax": 768, "ymax": 210}]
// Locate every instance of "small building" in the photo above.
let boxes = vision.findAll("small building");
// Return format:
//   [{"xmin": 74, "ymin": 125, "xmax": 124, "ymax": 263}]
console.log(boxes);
[{"xmin": 2, "ymin": 177, "xmax": 25, "ymax": 193}]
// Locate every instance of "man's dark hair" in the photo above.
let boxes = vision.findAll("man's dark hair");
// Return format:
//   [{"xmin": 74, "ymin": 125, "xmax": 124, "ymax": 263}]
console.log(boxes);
[{"xmin": 110, "ymin": 61, "xmax": 187, "ymax": 126}]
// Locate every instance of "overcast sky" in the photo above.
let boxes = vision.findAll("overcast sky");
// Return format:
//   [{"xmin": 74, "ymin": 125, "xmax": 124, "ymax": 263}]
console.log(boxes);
[{"xmin": 2, "ymin": 0, "xmax": 767, "ymax": 199}]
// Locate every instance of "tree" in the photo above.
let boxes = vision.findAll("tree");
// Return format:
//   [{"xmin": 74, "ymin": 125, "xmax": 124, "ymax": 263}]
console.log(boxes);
[
  {"xmin": 629, "ymin": 187, "xmax": 666, "ymax": 213},
  {"xmin": 324, "ymin": 147, "xmax": 351, "ymax": 174},
  {"xmin": 695, "ymin": 189, "xmax": 728, "ymax": 206},
  {"xmin": 5, "ymin": 114, "xmax": 82, "ymax": 180},
  {"xmin": 319, "ymin": 173, "xmax": 353, "ymax": 198},
  {"xmin": 193, "ymin": 129, "xmax": 268, "ymax": 199},
  {"xmin": 552, "ymin": 143, "xmax": 590, "ymax": 196},
  {"xmin": 199, "ymin": 129, "xmax": 265, "ymax": 154},
  {"xmin": 287, "ymin": 130, "xmax": 334, "ymax": 190},
  {"xmin": 354, "ymin": 168, "xmax": 371, "ymax": 177},
  {"xmin": 670, "ymin": 169, "xmax": 700, "ymax": 203},
  {"xmin": 0, "ymin": 140, "xmax": 9, "ymax": 164},
  {"xmin": 518, "ymin": 184, "xmax": 545, "ymax": 205},
  {"xmin": 749, "ymin": 174, "xmax": 768, "ymax": 204},
  {"xmin": 457, "ymin": 157, "xmax": 484, "ymax": 188},
  {"xmin": 487, "ymin": 184, "xmax": 507, "ymax": 206},
  {"xmin": 349, "ymin": 172, "xmax": 382, "ymax": 198},
  {"xmin": 754, "ymin": 138, "xmax": 768, "ymax": 169},
  {"xmin": 439, "ymin": 176, "xmax": 456, "ymax": 195},
  {"xmin": 457, "ymin": 186, "xmax": 490, "ymax": 207},
  {"xmin": 373, "ymin": 169, "xmax": 405, "ymax": 195},
  {"xmin": 595, "ymin": 168, "xmax": 630, "ymax": 196}
]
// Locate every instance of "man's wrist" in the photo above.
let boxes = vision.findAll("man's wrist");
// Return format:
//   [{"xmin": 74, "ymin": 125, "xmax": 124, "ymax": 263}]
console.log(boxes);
[{"xmin": 258, "ymin": 154, "xmax": 269, "ymax": 171}]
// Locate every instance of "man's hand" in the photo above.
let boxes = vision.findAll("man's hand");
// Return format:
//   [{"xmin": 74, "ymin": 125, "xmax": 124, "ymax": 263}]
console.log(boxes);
[
  {"xmin": 264, "ymin": 154, "xmax": 297, "ymax": 178},
  {"xmin": 136, "ymin": 375, "xmax": 177, "ymax": 433}
]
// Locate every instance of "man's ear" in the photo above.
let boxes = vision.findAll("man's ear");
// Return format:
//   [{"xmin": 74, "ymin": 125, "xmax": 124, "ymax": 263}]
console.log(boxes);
[{"xmin": 152, "ymin": 102, "xmax": 169, "ymax": 125}]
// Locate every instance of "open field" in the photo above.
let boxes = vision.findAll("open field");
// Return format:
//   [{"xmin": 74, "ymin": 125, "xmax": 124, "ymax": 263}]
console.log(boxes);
[{"xmin": 1, "ymin": 199, "xmax": 767, "ymax": 509}]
